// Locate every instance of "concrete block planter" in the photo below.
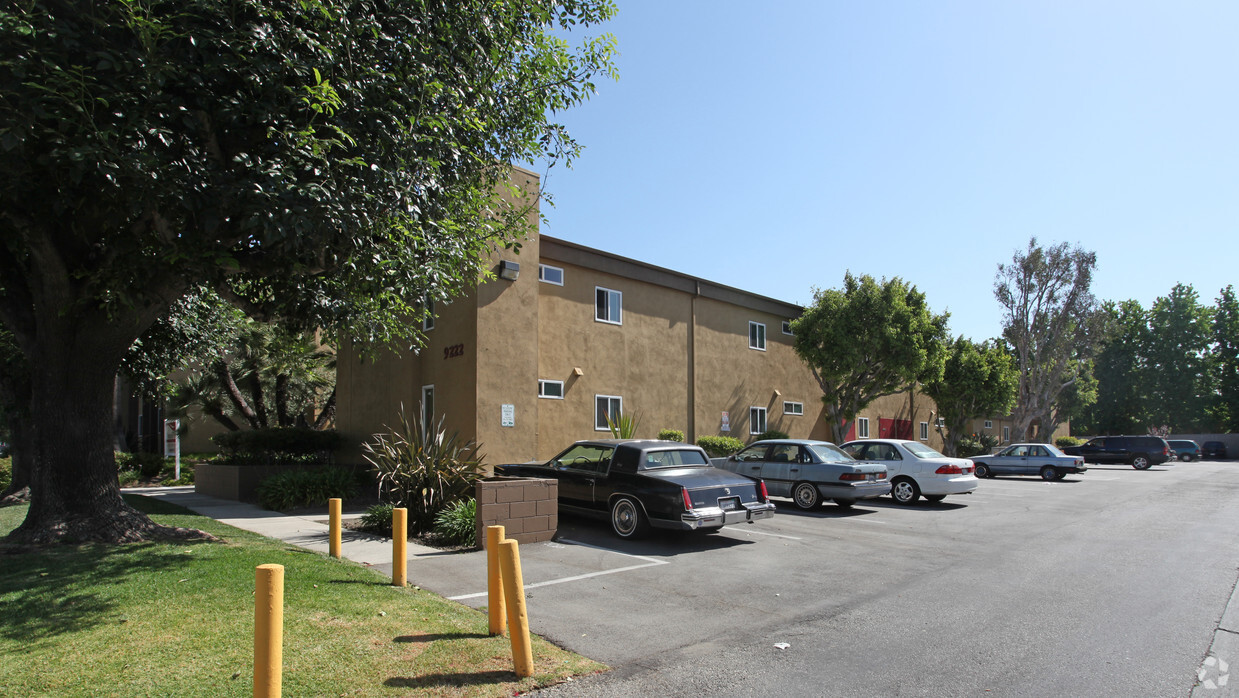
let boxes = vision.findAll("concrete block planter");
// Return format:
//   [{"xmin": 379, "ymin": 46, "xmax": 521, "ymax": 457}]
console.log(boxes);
[{"xmin": 474, "ymin": 476, "xmax": 557, "ymax": 547}]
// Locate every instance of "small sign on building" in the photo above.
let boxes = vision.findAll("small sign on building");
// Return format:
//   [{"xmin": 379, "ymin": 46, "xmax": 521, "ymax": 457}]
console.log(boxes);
[
  {"xmin": 501, "ymin": 404, "xmax": 515, "ymax": 428},
  {"xmin": 163, "ymin": 419, "xmax": 181, "ymax": 480},
  {"xmin": 721, "ymin": 411, "xmax": 730, "ymax": 432}
]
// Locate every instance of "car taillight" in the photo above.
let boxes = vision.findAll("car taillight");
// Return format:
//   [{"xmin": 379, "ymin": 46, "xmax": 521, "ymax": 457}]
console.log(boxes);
[
  {"xmin": 682, "ymin": 487, "xmax": 694, "ymax": 511},
  {"xmin": 757, "ymin": 480, "xmax": 769, "ymax": 502},
  {"xmin": 840, "ymin": 473, "xmax": 868, "ymax": 481},
  {"xmin": 936, "ymin": 464, "xmax": 965, "ymax": 475}
]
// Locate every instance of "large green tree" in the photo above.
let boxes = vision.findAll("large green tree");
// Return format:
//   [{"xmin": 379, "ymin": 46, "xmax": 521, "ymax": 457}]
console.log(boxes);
[
  {"xmin": 921, "ymin": 338, "xmax": 1016, "ymax": 456},
  {"xmin": 0, "ymin": 0, "xmax": 616, "ymax": 544},
  {"xmin": 1143, "ymin": 283, "xmax": 1213, "ymax": 431},
  {"xmin": 1077, "ymin": 300, "xmax": 1149, "ymax": 435},
  {"xmin": 792, "ymin": 273, "xmax": 949, "ymax": 444},
  {"xmin": 1210, "ymin": 285, "xmax": 1239, "ymax": 431},
  {"xmin": 994, "ymin": 238, "xmax": 1098, "ymax": 442}
]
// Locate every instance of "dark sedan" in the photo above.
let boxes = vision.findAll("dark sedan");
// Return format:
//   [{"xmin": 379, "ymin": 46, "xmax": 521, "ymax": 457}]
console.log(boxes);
[{"xmin": 496, "ymin": 439, "xmax": 776, "ymax": 539}]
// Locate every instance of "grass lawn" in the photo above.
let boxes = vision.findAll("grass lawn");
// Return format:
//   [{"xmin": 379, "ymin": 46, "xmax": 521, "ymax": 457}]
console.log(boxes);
[{"xmin": 0, "ymin": 496, "xmax": 605, "ymax": 697}]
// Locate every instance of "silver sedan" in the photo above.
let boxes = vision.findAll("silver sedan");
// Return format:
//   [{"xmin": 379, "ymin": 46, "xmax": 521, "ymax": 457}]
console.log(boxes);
[
  {"xmin": 972, "ymin": 443, "xmax": 1086, "ymax": 480},
  {"xmin": 712, "ymin": 439, "xmax": 889, "ymax": 510}
]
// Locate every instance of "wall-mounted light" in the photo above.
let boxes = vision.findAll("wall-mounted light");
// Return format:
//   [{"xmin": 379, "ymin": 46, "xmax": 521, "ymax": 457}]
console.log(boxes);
[
  {"xmin": 498, "ymin": 260, "xmax": 520, "ymax": 281},
  {"xmin": 773, "ymin": 389, "xmax": 782, "ymax": 397},
  {"xmin": 573, "ymin": 367, "xmax": 584, "ymax": 376}
]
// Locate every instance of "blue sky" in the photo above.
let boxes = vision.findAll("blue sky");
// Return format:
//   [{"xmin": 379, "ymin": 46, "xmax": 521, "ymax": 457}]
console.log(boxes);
[{"xmin": 535, "ymin": 1, "xmax": 1239, "ymax": 342}]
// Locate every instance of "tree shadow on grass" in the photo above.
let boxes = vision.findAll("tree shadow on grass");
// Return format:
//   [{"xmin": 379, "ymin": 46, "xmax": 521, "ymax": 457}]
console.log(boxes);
[
  {"xmin": 0, "ymin": 496, "xmax": 221, "ymax": 647},
  {"xmin": 394, "ymin": 632, "xmax": 490, "ymax": 643}
]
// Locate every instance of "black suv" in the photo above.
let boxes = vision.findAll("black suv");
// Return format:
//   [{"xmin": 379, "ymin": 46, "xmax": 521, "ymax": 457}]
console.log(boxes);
[{"xmin": 1062, "ymin": 435, "xmax": 1171, "ymax": 470}]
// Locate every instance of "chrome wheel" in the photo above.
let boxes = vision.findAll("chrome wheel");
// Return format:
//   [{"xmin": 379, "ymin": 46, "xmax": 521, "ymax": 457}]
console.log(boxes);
[
  {"xmin": 891, "ymin": 478, "xmax": 920, "ymax": 505},
  {"xmin": 610, "ymin": 497, "xmax": 646, "ymax": 538},
  {"xmin": 793, "ymin": 482, "xmax": 821, "ymax": 510}
]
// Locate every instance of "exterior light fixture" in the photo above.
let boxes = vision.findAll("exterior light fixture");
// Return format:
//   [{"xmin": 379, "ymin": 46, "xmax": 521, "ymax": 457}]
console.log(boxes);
[
  {"xmin": 498, "ymin": 260, "xmax": 520, "ymax": 281},
  {"xmin": 573, "ymin": 367, "xmax": 584, "ymax": 376}
]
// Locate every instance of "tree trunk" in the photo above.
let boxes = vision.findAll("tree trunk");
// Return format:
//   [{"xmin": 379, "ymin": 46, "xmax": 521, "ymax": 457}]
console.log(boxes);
[
  {"xmin": 312, "ymin": 387, "xmax": 336, "ymax": 430},
  {"xmin": 4, "ymin": 313, "xmax": 210, "ymax": 545}
]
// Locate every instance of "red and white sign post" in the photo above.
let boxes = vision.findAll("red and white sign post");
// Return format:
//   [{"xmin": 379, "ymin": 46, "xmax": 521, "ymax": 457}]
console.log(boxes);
[{"xmin": 163, "ymin": 419, "xmax": 181, "ymax": 480}]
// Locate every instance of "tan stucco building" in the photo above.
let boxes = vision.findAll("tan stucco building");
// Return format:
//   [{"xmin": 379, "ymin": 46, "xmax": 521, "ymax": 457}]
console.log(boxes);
[{"xmin": 334, "ymin": 170, "xmax": 1015, "ymax": 465}]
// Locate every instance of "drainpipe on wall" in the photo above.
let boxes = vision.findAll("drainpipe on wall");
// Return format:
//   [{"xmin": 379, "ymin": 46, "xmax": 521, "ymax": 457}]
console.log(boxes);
[{"xmin": 688, "ymin": 281, "xmax": 699, "ymax": 442}]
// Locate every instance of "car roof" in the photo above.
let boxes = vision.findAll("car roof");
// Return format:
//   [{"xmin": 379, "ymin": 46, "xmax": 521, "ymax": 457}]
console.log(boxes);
[
  {"xmin": 749, "ymin": 439, "xmax": 838, "ymax": 447},
  {"xmin": 573, "ymin": 439, "xmax": 700, "ymax": 450}
]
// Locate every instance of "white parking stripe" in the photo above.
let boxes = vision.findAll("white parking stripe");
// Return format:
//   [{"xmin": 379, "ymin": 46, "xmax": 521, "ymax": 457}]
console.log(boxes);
[
  {"xmin": 447, "ymin": 538, "xmax": 668, "ymax": 600},
  {"xmin": 721, "ymin": 526, "xmax": 804, "ymax": 540}
]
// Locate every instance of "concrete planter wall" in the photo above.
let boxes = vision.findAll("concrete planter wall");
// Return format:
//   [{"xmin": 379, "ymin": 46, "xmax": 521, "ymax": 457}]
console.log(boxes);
[
  {"xmin": 195, "ymin": 463, "xmax": 359, "ymax": 503},
  {"xmin": 475, "ymin": 476, "xmax": 557, "ymax": 548}
]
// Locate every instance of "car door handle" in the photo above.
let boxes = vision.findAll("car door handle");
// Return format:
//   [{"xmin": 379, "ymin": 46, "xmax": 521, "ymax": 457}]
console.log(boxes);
[{"xmin": 790, "ymin": 468, "xmax": 799, "ymax": 472}]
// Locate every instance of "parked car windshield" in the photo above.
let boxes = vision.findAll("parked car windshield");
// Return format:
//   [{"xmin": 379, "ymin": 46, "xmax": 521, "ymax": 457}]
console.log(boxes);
[
  {"xmin": 806, "ymin": 443, "xmax": 855, "ymax": 463},
  {"xmin": 552, "ymin": 444, "xmax": 614, "ymax": 471},
  {"xmin": 642, "ymin": 448, "xmax": 710, "ymax": 469},
  {"xmin": 903, "ymin": 442, "xmax": 947, "ymax": 459}
]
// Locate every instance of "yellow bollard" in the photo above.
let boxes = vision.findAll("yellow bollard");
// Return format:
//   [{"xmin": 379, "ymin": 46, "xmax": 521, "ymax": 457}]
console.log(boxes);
[
  {"xmin": 499, "ymin": 539, "xmax": 533, "ymax": 678},
  {"xmin": 328, "ymin": 498, "xmax": 342, "ymax": 559},
  {"xmin": 392, "ymin": 507, "xmax": 408, "ymax": 587},
  {"xmin": 254, "ymin": 564, "xmax": 284, "ymax": 698},
  {"xmin": 486, "ymin": 525, "xmax": 507, "ymax": 636}
]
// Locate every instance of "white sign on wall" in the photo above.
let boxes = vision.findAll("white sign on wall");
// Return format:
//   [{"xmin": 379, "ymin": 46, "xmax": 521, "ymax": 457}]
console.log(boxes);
[
  {"xmin": 721, "ymin": 411, "xmax": 730, "ymax": 432},
  {"xmin": 163, "ymin": 419, "xmax": 181, "ymax": 480},
  {"xmin": 501, "ymin": 404, "xmax": 515, "ymax": 427}
]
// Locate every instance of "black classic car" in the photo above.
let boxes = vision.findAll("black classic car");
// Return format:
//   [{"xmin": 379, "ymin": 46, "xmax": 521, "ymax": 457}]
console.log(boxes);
[{"xmin": 496, "ymin": 439, "xmax": 776, "ymax": 538}]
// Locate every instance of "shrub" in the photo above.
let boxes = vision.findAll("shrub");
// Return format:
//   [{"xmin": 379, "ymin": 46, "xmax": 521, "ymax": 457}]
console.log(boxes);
[
  {"xmin": 115, "ymin": 451, "xmax": 166, "ymax": 478},
  {"xmin": 118, "ymin": 469, "xmax": 140, "ymax": 487},
  {"xmin": 658, "ymin": 429, "xmax": 685, "ymax": 442},
  {"xmin": 363, "ymin": 407, "xmax": 485, "ymax": 533},
  {"xmin": 1056, "ymin": 436, "xmax": 1084, "ymax": 449},
  {"xmin": 956, "ymin": 433, "xmax": 1001, "ymax": 458},
  {"xmin": 360, "ymin": 502, "xmax": 395, "ymax": 534},
  {"xmin": 213, "ymin": 428, "xmax": 345, "ymax": 465},
  {"xmin": 256, "ymin": 467, "xmax": 358, "ymax": 511},
  {"xmin": 755, "ymin": 430, "xmax": 789, "ymax": 442},
  {"xmin": 0, "ymin": 456, "xmax": 12, "ymax": 492},
  {"xmin": 697, "ymin": 435, "xmax": 745, "ymax": 457},
  {"xmin": 604, "ymin": 410, "xmax": 640, "ymax": 438},
  {"xmin": 433, "ymin": 498, "xmax": 478, "ymax": 547}
]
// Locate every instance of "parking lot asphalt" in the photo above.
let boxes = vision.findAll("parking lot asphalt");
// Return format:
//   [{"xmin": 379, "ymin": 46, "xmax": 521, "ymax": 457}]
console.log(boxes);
[{"xmin": 134, "ymin": 460, "xmax": 1239, "ymax": 696}]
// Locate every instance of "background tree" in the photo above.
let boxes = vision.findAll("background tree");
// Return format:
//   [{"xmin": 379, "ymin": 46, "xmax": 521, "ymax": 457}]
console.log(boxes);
[
  {"xmin": 1043, "ymin": 358, "xmax": 1098, "ymax": 440},
  {"xmin": 1213, "ymin": 286, "xmax": 1239, "ymax": 432},
  {"xmin": 994, "ymin": 238, "xmax": 1098, "ymax": 442},
  {"xmin": 792, "ymin": 273, "xmax": 949, "ymax": 444},
  {"xmin": 0, "ymin": 0, "xmax": 616, "ymax": 544},
  {"xmin": 921, "ymin": 338, "xmax": 1017, "ymax": 456},
  {"xmin": 1142, "ymin": 283, "xmax": 1213, "ymax": 431},
  {"xmin": 0, "ymin": 328, "xmax": 31, "ymax": 502},
  {"xmin": 1075, "ymin": 300, "xmax": 1149, "ymax": 435}
]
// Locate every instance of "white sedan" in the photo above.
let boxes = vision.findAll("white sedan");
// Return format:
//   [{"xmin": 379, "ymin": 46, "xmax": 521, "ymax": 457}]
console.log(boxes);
[{"xmin": 840, "ymin": 439, "xmax": 978, "ymax": 505}]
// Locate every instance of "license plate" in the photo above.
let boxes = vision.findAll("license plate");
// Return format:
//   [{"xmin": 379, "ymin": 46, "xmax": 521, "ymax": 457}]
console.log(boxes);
[
  {"xmin": 868, "ymin": 473, "xmax": 880, "ymax": 481},
  {"xmin": 719, "ymin": 496, "xmax": 741, "ymax": 511}
]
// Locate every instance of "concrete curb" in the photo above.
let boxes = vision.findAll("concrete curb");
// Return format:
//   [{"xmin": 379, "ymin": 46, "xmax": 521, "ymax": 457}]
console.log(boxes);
[
  {"xmin": 1193, "ymin": 574, "xmax": 1239, "ymax": 695},
  {"xmin": 124, "ymin": 486, "xmax": 440, "ymax": 567}
]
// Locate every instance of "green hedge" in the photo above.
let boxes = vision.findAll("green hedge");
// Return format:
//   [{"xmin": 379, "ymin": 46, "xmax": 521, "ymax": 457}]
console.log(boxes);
[
  {"xmin": 657, "ymin": 429, "xmax": 686, "ymax": 442},
  {"xmin": 1056, "ymin": 436, "xmax": 1084, "ymax": 449},
  {"xmin": 213, "ymin": 428, "xmax": 344, "ymax": 465},
  {"xmin": 255, "ymin": 466, "xmax": 358, "ymax": 511},
  {"xmin": 754, "ymin": 430, "xmax": 789, "ymax": 442},
  {"xmin": 115, "ymin": 451, "xmax": 167, "ymax": 478},
  {"xmin": 697, "ymin": 435, "xmax": 745, "ymax": 457},
  {"xmin": 0, "ymin": 456, "xmax": 11, "ymax": 492}
]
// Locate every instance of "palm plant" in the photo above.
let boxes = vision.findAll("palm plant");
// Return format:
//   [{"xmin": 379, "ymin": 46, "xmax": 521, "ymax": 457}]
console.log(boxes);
[{"xmin": 605, "ymin": 410, "xmax": 641, "ymax": 439}]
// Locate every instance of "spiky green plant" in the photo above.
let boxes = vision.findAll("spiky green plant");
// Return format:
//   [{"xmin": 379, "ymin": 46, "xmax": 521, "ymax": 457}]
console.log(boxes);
[
  {"xmin": 605, "ymin": 410, "xmax": 640, "ymax": 439},
  {"xmin": 362, "ymin": 405, "xmax": 485, "ymax": 533},
  {"xmin": 433, "ymin": 498, "xmax": 478, "ymax": 547}
]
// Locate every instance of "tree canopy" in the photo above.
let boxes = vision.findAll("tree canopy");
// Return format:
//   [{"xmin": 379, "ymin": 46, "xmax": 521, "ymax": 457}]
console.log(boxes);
[
  {"xmin": 0, "ymin": 0, "xmax": 616, "ymax": 544},
  {"xmin": 921, "ymin": 338, "xmax": 1016, "ymax": 456},
  {"xmin": 791, "ymin": 273, "xmax": 948, "ymax": 444},
  {"xmin": 994, "ymin": 238, "xmax": 1098, "ymax": 442}
]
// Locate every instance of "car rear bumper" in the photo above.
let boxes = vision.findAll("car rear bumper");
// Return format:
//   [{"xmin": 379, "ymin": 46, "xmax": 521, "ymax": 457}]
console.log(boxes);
[
  {"xmin": 817, "ymin": 481, "xmax": 892, "ymax": 500},
  {"xmin": 661, "ymin": 501, "xmax": 777, "ymax": 531},
  {"xmin": 917, "ymin": 475, "xmax": 978, "ymax": 496}
]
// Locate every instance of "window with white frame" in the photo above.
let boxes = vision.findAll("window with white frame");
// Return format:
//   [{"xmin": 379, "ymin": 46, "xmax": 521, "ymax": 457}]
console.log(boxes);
[
  {"xmin": 422, "ymin": 299, "xmax": 435, "ymax": 331},
  {"xmin": 595, "ymin": 395, "xmax": 622, "ymax": 431},
  {"xmin": 539, "ymin": 264, "xmax": 564, "ymax": 285},
  {"xmin": 784, "ymin": 401, "xmax": 803, "ymax": 416},
  {"xmin": 857, "ymin": 417, "xmax": 870, "ymax": 438},
  {"xmin": 919, "ymin": 421, "xmax": 929, "ymax": 440},
  {"xmin": 749, "ymin": 321, "xmax": 766, "ymax": 351},
  {"xmin": 749, "ymin": 406, "xmax": 767, "ymax": 434},
  {"xmin": 984, "ymin": 419, "xmax": 993, "ymax": 429},
  {"xmin": 595, "ymin": 287, "xmax": 622, "ymax": 324},
  {"xmin": 538, "ymin": 380, "xmax": 564, "ymax": 399},
  {"xmin": 782, "ymin": 321, "xmax": 793, "ymax": 335},
  {"xmin": 1003, "ymin": 426, "xmax": 1010, "ymax": 442}
]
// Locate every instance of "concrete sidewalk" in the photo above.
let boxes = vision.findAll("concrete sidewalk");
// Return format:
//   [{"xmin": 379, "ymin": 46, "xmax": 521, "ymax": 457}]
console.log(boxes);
[{"xmin": 124, "ymin": 485, "xmax": 439, "ymax": 566}]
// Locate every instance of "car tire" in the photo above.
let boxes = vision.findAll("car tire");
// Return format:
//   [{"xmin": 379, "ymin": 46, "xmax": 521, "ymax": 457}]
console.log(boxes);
[
  {"xmin": 610, "ymin": 497, "xmax": 648, "ymax": 539},
  {"xmin": 1040, "ymin": 465, "xmax": 1059, "ymax": 481},
  {"xmin": 974, "ymin": 463, "xmax": 991, "ymax": 478},
  {"xmin": 1180, "ymin": 454, "xmax": 1193, "ymax": 462},
  {"xmin": 792, "ymin": 481, "xmax": 822, "ymax": 510},
  {"xmin": 924, "ymin": 494, "xmax": 946, "ymax": 503},
  {"xmin": 891, "ymin": 477, "xmax": 920, "ymax": 505},
  {"xmin": 833, "ymin": 498, "xmax": 855, "ymax": 509},
  {"xmin": 1131, "ymin": 454, "xmax": 1151, "ymax": 470}
]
